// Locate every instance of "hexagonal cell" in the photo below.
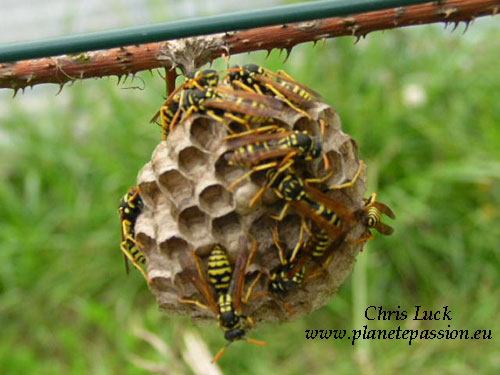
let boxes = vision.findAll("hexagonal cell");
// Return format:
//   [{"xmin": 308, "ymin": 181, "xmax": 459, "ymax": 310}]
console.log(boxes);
[
  {"xmin": 199, "ymin": 184, "xmax": 233, "ymax": 215},
  {"xmin": 293, "ymin": 117, "xmax": 319, "ymax": 136},
  {"xmin": 212, "ymin": 211, "xmax": 241, "ymax": 245},
  {"xmin": 159, "ymin": 169, "xmax": 193, "ymax": 204},
  {"xmin": 159, "ymin": 236, "xmax": 190, "ymax": 256},
  {"xmin": 149, "ymin": 272, "xmax": 177, "ymax": 294},
  {"xmin": 189, "ymin": 117, "xmax": 226, "ymax": 152},
  {"xmin": 178, "ymin": 146, "xmax": 210, "ymax": 176},
  {"xmin": 214, "ymin": 151, "xmax": 245, "ymax": 185},
  {"xmin": 178, "ymin": 206, "xmax": 210, "ymax": 241}
]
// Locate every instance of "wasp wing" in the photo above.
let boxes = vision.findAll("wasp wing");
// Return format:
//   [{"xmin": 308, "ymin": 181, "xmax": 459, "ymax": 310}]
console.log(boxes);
[
  {"xmin": 215, "ymin": 85, "xmax": 287, "ymax": 110},
  {"xmin": 178, "ymin": 251, "xmax": 219, "ymax": 315},
  {"xmin": 224, "ymin": 129, "xmax": 294, "ymax": 148},
  {"xmin": 374, "ymin": 222, "xmax": 395, "ymax": 236},
  {"xmin": 373, "ymin": 201, "xmax": 396, "ymax": 219},
  {"xmin": 289, "ymin": 200, "xmax": 345, "ymax": 238},
  {"xmin": 303, "ymin": 183, "xmax": 356, "ymax": 224}
]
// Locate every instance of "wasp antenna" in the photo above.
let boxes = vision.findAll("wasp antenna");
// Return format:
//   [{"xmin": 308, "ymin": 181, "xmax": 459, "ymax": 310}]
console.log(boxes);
[
  {"xmin": 212, "ymin": 343, "xmax": 230, "ymax": 363},
  {"xmin": 245, "ymin": 337, "xmax": 268, "ymax": 347}
]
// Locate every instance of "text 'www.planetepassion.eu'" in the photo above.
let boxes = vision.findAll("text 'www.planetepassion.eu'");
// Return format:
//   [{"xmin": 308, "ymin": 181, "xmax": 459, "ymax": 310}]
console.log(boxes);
[{"xmin": 305, "ymin": 305, "xmax": 492, "ymax": 346}]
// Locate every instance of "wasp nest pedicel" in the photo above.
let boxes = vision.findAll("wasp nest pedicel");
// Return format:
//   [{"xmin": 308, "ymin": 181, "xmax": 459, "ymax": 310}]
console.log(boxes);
[{"xmin": 120, "ymin": 66, "xmax": 395, "ymax": 351}]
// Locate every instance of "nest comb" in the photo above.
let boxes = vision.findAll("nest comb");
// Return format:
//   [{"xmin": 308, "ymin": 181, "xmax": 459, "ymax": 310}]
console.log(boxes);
[{"xmin": 134, "ymin": 94, "xmax": 368, "ymax": 324}]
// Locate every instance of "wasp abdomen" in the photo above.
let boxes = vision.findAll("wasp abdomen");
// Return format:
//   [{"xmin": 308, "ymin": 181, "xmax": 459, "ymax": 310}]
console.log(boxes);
[{"xmin": 208, "ymin": 246, "xmax": 233, "ymax": 293}]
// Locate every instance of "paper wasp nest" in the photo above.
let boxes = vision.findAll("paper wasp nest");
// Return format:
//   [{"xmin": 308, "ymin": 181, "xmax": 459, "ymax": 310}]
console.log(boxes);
[{"xmin": 134, "ymin": 100, "xmax": 368, "ymax": 323}]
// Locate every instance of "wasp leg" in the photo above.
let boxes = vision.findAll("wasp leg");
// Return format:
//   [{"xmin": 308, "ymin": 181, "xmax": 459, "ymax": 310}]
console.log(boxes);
[
  {"xmin": 204, "ymin": 110, "xmax": 235, "ymax": 133},
  {"xmin": 289, "ymin": 222, "xmax": 306, "ymax": 263},
  {"xmin": 309, "ymin": 160, "xmax": 365, "ymax": 191},
  {"xmin": 348, "ymin": 233, "xmax": 375, "ymax": 244},
  {"xmin": 271, "ymin": 226, "xmax": 287, "ymax": 266},
  {"xmin": 120, "ymin": 241, "xmax": 148, "ymax": 281},
  {"xmin": 305, "ymin": 170, "xmax": 335, "ymax": 185},
  {"xmin": 227, "ymin": 161, "xmax": 279, "ymax": 191},
  {"xmin": 264, "ymin": 83, "xmax": 312, "ymax": 119},
  {"xmin": 178, "ymin": 296, "xmax": 210, "ymax": 311},
  {"xmin": 276, "ymin": 69, "xmax": 299, "ymax": 83},
  {"xmin": 270, "ymin": 202, "xmax": 291, "ymax": 222},
  {"xmin": 328, "ymin": 161, "xmax": 365, "ymax": 190},
  {"xmin": 232, "ymin": 79, "xmax": 258, "ymax": 94},
  {"xmin": 221, "ymin": 112, "xmax": 252, "ymax": 131},
  {"xmin": 243, "ymin": 271, "xmax": 264, "ymax": 304},
  {"xmin": 322, "ymin": 154, "xmax": 331, "ymax": 172},
  {"xmin": 223, "ymin": 125, "xmax": 281, "ymax": 141}
]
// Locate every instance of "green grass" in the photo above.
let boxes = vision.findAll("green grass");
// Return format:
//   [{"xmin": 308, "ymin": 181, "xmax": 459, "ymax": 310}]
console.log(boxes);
[{"xmin": 1, "ymin": 19, "xmax": 499, "ymax": 375}]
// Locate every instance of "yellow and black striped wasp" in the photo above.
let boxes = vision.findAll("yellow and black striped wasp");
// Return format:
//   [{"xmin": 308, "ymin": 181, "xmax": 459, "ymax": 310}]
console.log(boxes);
[
  {"xmin": 118, "ymin": 187, "xmax": 148, "ymax": 281},
  {"xmin": 178, "ymin": 237, "xmax": 266, "ymax": 363},
  {"xmin": 268, "ymin": 219, "xmax": 349, "ymax": 298},
  {"xmin": 247, "ymin": 162, "xmax": 364, "ymax": 239},
  {"xmin": 176, "ymin": 86, "xmax": 290, "ymax": 132},
  {"xmin": 355, "ymin": 192, "xmax": 396, "ymax": 239},
  {"xmin": 268, "ymin": 225, "xmax": 307, "ymax": 297},
  {"xmin": 225, "ymin": 64, "xmax": 322, "ymax": 119},
  {"xmin": 223, "ymin": 125, "xmax": 326, "ymax": 191},
  {"xmin": 151, "ymin": 69, "xmax": 220, "ymax": 138}
]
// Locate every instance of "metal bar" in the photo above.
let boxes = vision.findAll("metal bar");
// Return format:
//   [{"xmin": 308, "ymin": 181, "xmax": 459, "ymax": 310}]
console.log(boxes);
[{"xmin": 0, "ymin": 0, "xmax": 431, "ymax": 63}]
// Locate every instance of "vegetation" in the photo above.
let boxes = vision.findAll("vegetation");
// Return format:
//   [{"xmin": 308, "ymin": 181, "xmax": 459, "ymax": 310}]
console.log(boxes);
[{"xmin": 0, "ymin": 19, "xmax": 498, "ymax": 374}]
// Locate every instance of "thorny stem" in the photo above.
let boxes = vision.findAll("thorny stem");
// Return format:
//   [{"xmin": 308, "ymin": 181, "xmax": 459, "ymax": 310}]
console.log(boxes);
[{"xmin": 0, "ymin": 0, "xmax": 498, "ymax": 92}]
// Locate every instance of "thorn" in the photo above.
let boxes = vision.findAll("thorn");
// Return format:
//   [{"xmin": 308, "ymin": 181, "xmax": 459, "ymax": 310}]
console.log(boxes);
[
  {"xmin": 12, "ymin": 88, "xmax": 19, "ymax": 98},
  {"xmin": 321, "ymin": 38, "xmax": 326, "ymax": 47},
  {"xmin": 463, "ymin": 20, "xmax": 472, "ymax": 34},
  {"xmin": 116, "ymin": 75, "xmax": 123, "ymax": 85},
  {"xmin": 55, "ymin": 83, "xmax": 65, "ymax": 96},
  {"xmin": 149, "ymin": 69, "xmax": 154, "ymax": 76},
  {"xmin": 282, "ymin": 47, "xmax": 293, "ymax": 63},
  {"xmin": 122, "ymin": 74, "xmax": 130, "ymax": 84},
  {"xmin": 312, "ymin": 40, "xmax": 318, "ymax": 48},
  {"xmin": 265, "ymin": 48, "xmax": 273, "ymax": 59},
  {"xmin": 354, "ymin": 35, "xmax": 362, "ymax": 44},
  {"xmin": 451, "ymin": 21, "xmax": 460, "ymax": 32}
]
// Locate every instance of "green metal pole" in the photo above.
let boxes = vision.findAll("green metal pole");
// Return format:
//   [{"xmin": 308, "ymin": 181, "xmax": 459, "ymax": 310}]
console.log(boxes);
[{"xmin": 0, "ymin": 0, "xmax": 431, "ymax": 63}]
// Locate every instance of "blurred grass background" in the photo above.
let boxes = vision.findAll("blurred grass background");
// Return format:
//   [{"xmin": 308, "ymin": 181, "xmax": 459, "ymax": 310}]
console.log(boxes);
[{"xmin": 0, "ymin": 14, "xmax": 499, "ymax": 375}]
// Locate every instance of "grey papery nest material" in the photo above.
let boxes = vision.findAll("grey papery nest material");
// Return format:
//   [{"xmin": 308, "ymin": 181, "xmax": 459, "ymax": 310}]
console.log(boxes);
[{"xmin": 134, "ymin": 99, "xmax": 367, "ymax": 324}]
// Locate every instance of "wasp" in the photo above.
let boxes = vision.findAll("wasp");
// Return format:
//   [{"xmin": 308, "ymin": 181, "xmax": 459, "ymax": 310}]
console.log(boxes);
[
  {"xmin": 268, "ymin": 219, "xmax": 349, "ymax": 297},
  {"xmin": 247, "ymin": 162, "xmax": 365, "ymax": 242},
  {"xmin": 118, "ymin": 187, "xmax": 148, "ymax": 281},
  {"xmin": 179, "ymin": 238, "xmax": 266, "ymax": 363},
  {"xmin": 226, "ymin": 64, "xmax": 321, "ymax": 119},
  {"xmin": 176, "ymin": 86, "xmax": 288, "ymax": 132},
  {"xmin": 224, "ymin": 125, "xmax": 326, "ymax": 191},
  {"xmin": 268, "ymin": 225, "xmax": 306, "ymax": 297},
  {"xmin": 355, "ymin": 192, "xmax": 396, "ymax": 238},
  {"xmin": 151, "ymin": 69, "xmax": 220, "ymax": 138}
]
